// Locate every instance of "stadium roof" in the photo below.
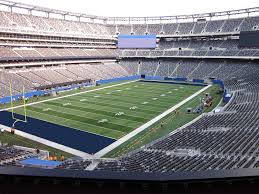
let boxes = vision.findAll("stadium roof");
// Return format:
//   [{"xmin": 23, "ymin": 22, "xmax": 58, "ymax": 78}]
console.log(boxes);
[
  {"xmin": 1, "ymin": 0, "xmax": 259, "ymax": 23},
  {"xmin": 0, "ymin": 0, "xmax": 106, "ymax": 20}
]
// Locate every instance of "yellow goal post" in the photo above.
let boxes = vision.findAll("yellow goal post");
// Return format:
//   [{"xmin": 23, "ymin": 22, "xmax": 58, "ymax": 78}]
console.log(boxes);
[{"xmin": 9, "ymin": 82, "xmax": 27, "ymax": 127}]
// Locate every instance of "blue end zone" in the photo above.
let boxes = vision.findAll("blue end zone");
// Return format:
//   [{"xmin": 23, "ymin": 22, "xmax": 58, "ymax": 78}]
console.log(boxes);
[{"xmin": 0, "ymin": 111, "xmax": 116, "ymax": 154}]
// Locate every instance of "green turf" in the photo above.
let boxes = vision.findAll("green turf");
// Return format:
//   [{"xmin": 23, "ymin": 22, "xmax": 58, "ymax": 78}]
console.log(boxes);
[
  {"xmin": 104, "ymin": 85, "xmax": 222, "ymax": 158},
  {"xmin": 10, "ymin": 81, "xmax": 204, "ymax": 140}
]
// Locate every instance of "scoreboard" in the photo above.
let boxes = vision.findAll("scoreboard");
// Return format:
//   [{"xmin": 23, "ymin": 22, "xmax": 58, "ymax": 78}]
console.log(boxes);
[
  {"xmin": 118, "ymin": 34, "xmax": 156, "ymax": 49},
  {"xmin": 239, "ymin": 31, "xmax": 259, "ymax": 48}
]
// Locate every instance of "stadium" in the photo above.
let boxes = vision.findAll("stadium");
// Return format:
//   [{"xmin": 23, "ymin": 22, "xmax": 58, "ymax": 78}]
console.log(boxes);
[{"xmin": 0, "ymin": 0, "xmax": 258, "ymax": 193}]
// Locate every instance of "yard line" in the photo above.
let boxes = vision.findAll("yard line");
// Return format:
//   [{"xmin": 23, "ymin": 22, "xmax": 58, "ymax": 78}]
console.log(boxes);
[
  {"xmin": 66, "ymin": 97, "xmax": 160, "ymax": 115},
  {"xmin": 73, "ymin": 94, "xmax": 165, "ymax": 113},
  {"xmin": 94, "ymin": 85, "xmax": 212, "ymax": 158},
  {"xmin": 25, "ymin": 105, "xmax": 133, "ymax": 133},
  {"xmin": 41, "ymin": 101, "xmax": 146, "ymax": 127},
  {"xmin": 47, "ymin": 98, "xmax": 151, "ymax": 121},
  {"xmin": 80, "ymin": 93, "xmax": 169, "ymax": 109},
  {"xmin": 34, "ymin": 102, "xmax": 142, "ymax": 128},
  {"xmin": 0, "ymin": 80, "xmax": 139, "ymax": 112}
]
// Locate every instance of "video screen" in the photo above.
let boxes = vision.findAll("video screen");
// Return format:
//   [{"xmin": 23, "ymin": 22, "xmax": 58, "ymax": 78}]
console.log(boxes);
[{"xmin": 118, "ymin": 34, "xmax": 156, "ymax": 48}]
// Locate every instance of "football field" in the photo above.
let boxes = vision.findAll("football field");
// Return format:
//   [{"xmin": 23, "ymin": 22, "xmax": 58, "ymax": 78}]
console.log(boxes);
[{"xmin": 12, "ymin": 81, "xmax": 204, "ymax": 140}]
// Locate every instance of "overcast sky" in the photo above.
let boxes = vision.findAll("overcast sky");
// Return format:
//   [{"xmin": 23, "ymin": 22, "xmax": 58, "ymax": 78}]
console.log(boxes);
[{"xmin": 12, "ymin": 0, "xmax": 259, "ymax": 17}]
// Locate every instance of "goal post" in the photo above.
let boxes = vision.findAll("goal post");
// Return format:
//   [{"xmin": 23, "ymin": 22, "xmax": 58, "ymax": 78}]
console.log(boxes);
[{"xmin": 9, "ymin": 82, "xmax": 27, "ymax": 125}]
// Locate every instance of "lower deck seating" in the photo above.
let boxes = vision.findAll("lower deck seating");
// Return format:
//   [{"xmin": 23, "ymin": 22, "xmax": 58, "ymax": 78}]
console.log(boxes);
[
  {"xmin": 0, "ymin": 63, "xmax": 128, "ymax": 97},
  {"xmin": 0, "ymin": 146, "xmax": 36, "ymax": 166}
]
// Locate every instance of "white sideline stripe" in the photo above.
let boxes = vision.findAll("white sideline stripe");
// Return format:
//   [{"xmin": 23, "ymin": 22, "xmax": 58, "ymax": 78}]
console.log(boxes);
[
  {"xmin": 94, "ymin": 85, "xmax": 212, "ymax": 157},
  {"xmin": 0, "ymin": 80, "xmax": 138, "ymax": 112},
  {"xmin": 0, "ymin": 125, "xmax": 94, "ymax": 158}
]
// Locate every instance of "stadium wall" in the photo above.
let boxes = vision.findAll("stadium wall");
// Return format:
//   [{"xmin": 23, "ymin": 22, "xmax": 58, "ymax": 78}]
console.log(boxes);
[
  {"xmin": 212, "ymin": 79, "xmax": 224, "ymax": 89},
  {"xmin": 1, "ymin": 165, "xmax": 258, "ymax": 193},
  {"xmin": 144, "ymin": 75, "xmax": 163, "ymax": 80},
  {"xmin": 0, "ymin": 82, "xmax": 92, "ymax": 104},
  {"xmin": 164, "ymin": 77, "xmax": 188, "ymax": 82},
  {"xmin": 139, "ymin": 80, "xmax": 208, "ymax": 87},
  {"xmin": 0, "ymin": 90, "xmax": 47, "ymax": 104},
  {"xmin": 96, "ymin": 75, "xmax": 141, "ymax": 84},
  {"xmin": 211, "ymin": 79, "xmax": 232, "ymax": 103},
  {"xmin": 192, "ymin": 79, "xmax": 205, "ymax": 83}
]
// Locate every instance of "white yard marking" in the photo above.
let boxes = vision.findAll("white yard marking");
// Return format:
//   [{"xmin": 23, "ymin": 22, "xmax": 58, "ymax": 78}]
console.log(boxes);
[
  {"xmin": 94, "ymin": 95, "xmax": 101, "ymax": 98},
  {"xmin": 152, "ymin": 98, "xmax": 158, "ymax": 101},
  {"xmin": 98, "ymin": 119, "xmax": 108, "ymax": 123},
  {"xmin": 80, "ymin": 99, "xmax": 87, "ymax": 102},
  {"xmin": 43, "ymin": 108, "xmax": 51, "ymax": 111},
  {"xmin": 167, "ymin": 91, "xmax": 172, "ymax": 94},
  {"xmin": 129, "ymin": 106, "xmax": 138, "ymax": 110},
  {"xmin": 63, "ymin": 103, "xmax": 71, "ymax": 106},
  {"xmin": 174, "ymin": 88, "xmax": 179, "ymax": 91},
  {"xmin": 115, "ymin": 112, "xmax": 125, "ymax": 116},
  {"xmin": 95, "ymin": 85, "xmax": 212, "ymax": 157},
  {"xmin": 1, "ymin": 80, "xmax": 138, "ymax": 112},
  {"xmin": 160, "ymin": 94, "xmax": 166, "ymax": 97},
  {"xmin": 142, "ymin": 102, "xmax": 149, "ymax": 105}
]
